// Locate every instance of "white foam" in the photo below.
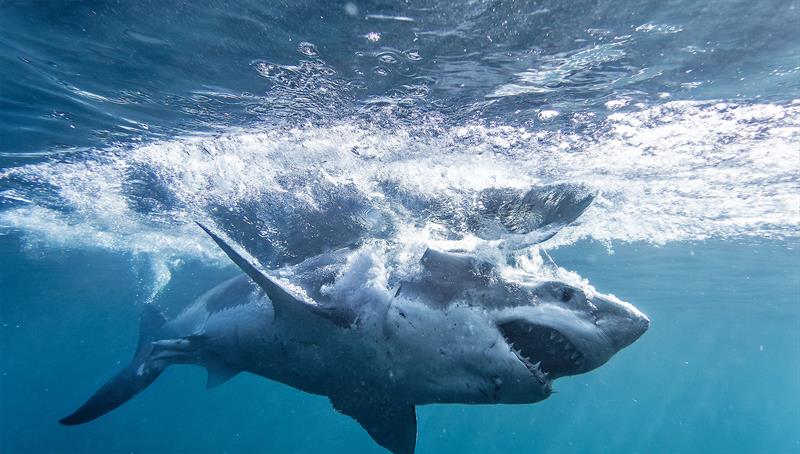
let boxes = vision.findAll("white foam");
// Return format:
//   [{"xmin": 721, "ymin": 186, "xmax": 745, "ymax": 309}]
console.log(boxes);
[
  {"xmin": 1, "ymin": 101, "xmax": 797, "ymax": 287},
  {"xmin": 320, "ymin": 243, "xmax": 393, "ymax": 310}
]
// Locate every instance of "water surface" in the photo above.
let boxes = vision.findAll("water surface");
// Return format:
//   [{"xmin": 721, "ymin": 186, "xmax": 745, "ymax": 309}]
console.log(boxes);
[{"xmin": 1, "ymin": 1, "xmax": 798, "ymax": 452}]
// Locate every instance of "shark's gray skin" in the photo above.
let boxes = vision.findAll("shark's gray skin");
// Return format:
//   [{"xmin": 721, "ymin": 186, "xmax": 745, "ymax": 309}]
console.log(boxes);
[{"xmin": 59, "ymin": 189, "xmax": 649, "ymax": 454}]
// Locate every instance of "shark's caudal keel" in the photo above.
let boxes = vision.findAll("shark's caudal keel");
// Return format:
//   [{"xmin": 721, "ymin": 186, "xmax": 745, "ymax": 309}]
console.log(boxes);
[{"xmin": 60, "ymin": 187, "xmax": 649, "ymax": 454}]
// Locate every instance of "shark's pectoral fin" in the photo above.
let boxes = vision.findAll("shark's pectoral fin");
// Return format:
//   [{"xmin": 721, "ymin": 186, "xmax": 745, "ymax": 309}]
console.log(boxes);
[
  {"xmin": 331, "ymin": 397, "xmax": 417, "ymax": 454},
  {"xmin": 196, "ymin": 222, "xmax": 355, "ymax": 327},
  {"xmin": 206, "ymin": 365, "xmax": 239, "ymax": 389}
]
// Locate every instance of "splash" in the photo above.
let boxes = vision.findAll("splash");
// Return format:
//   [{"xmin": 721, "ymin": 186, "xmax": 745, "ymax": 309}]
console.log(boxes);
[{"xmin": 1, "ymin": 100, "xmax": 798, "ymax": 289}]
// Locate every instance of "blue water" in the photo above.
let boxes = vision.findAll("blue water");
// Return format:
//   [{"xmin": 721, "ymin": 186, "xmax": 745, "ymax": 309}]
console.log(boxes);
[{"xmin": 1, "ymin": 1, "xmax": 799, "ymax": 453}]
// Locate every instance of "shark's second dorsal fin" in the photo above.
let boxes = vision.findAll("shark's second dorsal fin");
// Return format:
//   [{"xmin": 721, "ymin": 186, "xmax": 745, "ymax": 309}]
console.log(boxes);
[{"xmin": 196, "ymin": 222, "xmax": 355, "ymax": 327}]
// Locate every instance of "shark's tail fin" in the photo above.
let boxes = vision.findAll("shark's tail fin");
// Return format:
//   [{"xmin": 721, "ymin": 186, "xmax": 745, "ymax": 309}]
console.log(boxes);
[{"xmin": 59, "ymin": 305, "xmax": 168, "ymax": 425}]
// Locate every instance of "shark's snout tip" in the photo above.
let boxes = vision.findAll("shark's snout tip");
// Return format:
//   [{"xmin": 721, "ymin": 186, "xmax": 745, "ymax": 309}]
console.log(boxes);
[
  {"xmin": 637, "ymin": 316, "xmax": 650, "ymax": 339},
  {"xmin": 630, "ymin": 310, "xmax": 650, "ymax": 344}
]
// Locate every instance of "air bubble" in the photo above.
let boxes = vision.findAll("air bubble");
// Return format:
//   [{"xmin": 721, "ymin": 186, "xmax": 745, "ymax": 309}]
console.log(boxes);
[
  {"xmin": 297, "ymin": 42, "xmax": 319, "ymax": 57},
  {"xmin": 344, "ymin": 2, "xmax": 358, "ymax": 16},
  {"xmin": 378, "ymin": 53, "xmax": 398, "ymax": 64}
]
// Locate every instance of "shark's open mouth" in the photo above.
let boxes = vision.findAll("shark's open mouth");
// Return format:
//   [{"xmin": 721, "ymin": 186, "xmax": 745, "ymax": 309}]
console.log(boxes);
[{"xmin": 498, "ymin": 321, "xmax": 587, "ymax": 380}]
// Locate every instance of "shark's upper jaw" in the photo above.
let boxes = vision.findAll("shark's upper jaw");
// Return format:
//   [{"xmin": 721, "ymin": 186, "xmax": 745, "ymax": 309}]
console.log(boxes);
[{"xmin": 498, "ymin": 320, "xmax": 589, "ymax": 381}]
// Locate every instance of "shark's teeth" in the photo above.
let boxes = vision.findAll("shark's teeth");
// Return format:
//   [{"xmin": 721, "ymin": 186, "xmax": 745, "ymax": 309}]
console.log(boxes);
[
  {"xmin": 501, "ymin": 328, "xmax": 586, "ymax": 386},
  {"xmin": 506, "ymin": 343, "xmax": 551, "ymax": 386}
]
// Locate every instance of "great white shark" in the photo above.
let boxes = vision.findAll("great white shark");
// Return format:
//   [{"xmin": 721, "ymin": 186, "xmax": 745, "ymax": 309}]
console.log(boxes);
[{"xmin": 59, "ymin": 186, "xmax": 649, "ymax": 454}]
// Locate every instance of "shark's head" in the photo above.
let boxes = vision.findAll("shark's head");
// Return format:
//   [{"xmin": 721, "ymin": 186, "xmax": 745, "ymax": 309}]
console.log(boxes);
[
  {"xmin": 494, "ymin": 280, "xmax": 649, "ymax": 387},
  {"xmin": 395, "ymin": 247, "xmax": 648, "ymax": 399}
]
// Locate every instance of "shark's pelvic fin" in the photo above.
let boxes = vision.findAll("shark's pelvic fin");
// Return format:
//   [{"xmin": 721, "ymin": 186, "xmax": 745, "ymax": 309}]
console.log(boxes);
[
  {"xmin": 195, "ymin": 221, "xmax": 355, "ymax": 327},
  {"xmin": 331, "ymin": 397, "xmax": 417, "ymax": 454},
  {"xmin": 59, "ymin": 305, "xmax": 168, "ymax": 425}
]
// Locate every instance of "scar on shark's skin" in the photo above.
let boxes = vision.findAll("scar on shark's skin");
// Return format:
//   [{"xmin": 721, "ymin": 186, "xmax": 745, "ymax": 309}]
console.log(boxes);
[{"xmin": 59, "ymin": 184, "xmax": 649, "ymax": 454}]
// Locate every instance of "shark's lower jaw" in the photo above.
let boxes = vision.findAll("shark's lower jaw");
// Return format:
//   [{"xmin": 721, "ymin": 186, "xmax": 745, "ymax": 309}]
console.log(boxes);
[{"xmin": 498, "ymin": 321, "xmax": 588, "ymax": 381}]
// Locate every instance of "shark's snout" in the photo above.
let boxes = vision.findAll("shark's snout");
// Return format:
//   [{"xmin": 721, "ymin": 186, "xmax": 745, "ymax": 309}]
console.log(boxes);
[{"xmin": 592, "ymin": 294, "xmax": 650, "ymax": 350}]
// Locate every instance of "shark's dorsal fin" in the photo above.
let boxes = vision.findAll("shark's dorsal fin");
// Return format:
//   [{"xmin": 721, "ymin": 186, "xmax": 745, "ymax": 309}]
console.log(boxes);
[
  {"xmin": 206, "ymin": 365, "xmax": 239, "ymax": 389},
  {"xmin": 196, "ymin": 222, "xmax": 355, "ymax": 327},
  {"xmin": 395, "ymin": 248, "xmax": 495, "ymax": 307},
  {"xmin": 419, "ymin": 248, "xmax": 493, "ymax": 283},
  {"xmin": 331, "ymin": 397, "xmax": 417, "ymax": 454}
]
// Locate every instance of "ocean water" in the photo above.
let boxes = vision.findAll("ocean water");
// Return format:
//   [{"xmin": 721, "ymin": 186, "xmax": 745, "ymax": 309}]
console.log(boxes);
[{"xmin": 1, "ymin": 1, "xmax": 798, "ymax": 453}]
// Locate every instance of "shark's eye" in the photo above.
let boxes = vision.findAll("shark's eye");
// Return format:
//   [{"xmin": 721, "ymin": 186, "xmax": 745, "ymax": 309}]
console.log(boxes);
[{"xmin": 559, "ymin": 287, "xmax": 574, "ymax": 303}]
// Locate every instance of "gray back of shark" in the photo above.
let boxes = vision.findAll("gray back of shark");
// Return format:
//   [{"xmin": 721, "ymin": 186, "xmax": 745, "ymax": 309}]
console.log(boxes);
[{"xmin": 59, "ymin": 185, "xmax": 649, "ymax": 454}]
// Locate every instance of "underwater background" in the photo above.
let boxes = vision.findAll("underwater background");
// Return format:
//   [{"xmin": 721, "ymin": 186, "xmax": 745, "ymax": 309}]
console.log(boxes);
[{"xmin": 1, "ymin": 0, "xmax": 798, "ymax": 453}]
